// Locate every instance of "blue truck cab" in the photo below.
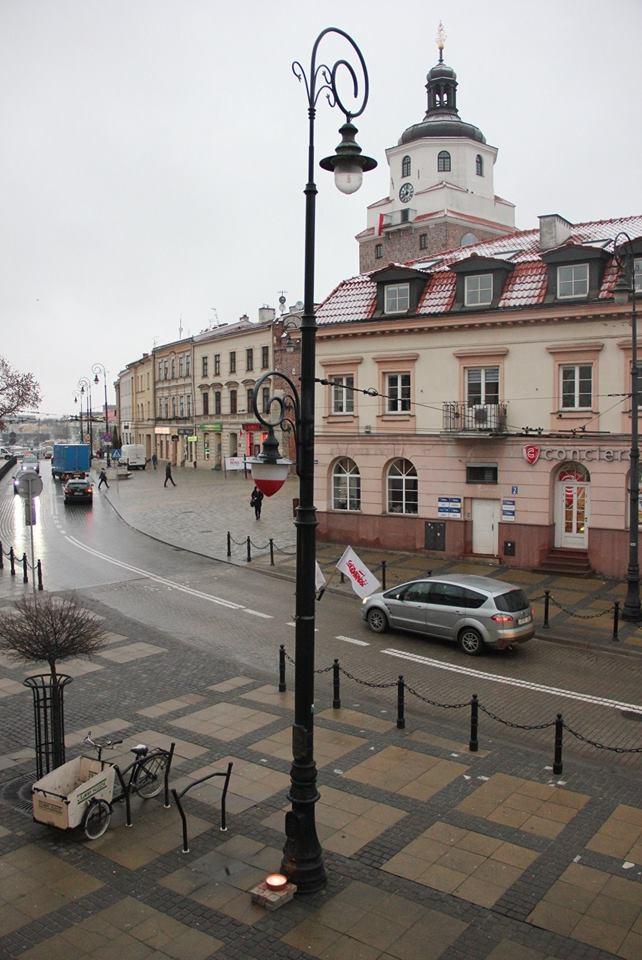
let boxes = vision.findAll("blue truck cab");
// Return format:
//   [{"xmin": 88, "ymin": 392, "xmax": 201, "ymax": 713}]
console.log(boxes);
[{"xmin": 52, "ymin": 443, "xmax": 91, "ymax": 481}]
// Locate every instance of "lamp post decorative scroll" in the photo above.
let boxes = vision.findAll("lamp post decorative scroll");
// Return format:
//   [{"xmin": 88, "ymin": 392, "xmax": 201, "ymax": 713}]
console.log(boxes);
[
  {"xmin": 250, "ymin": 28, "xmax": 376, "ymax": 895},
  {"xmin": 613, "ymin": 232, "xmax": 641, "ymax": 621},
  {"xmin": 78, "ymin": 377, "xmax": 93, "ymax": 453},
  {"xmin": 92, "ymin": 363, "xmax": 110, "ymax": 465}
]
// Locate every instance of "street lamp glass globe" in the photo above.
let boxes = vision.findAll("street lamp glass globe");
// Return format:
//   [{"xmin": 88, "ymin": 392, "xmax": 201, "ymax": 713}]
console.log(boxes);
[{"xmin": 334, "ymin": 163, "xmax": 363, "ymax": 195}]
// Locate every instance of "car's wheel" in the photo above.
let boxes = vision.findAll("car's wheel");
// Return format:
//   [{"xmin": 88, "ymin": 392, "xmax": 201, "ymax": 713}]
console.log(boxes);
[
  {"xmin": 458, "ymin": 627, "xmax": 485, "ymax": 656},
  {"xmin": 83, "ymin": 799, "xmax": 112, "ymax": 840},
  {"xmin": 366, "ymin": 607, "xmax": 388, "ymax": 634}
]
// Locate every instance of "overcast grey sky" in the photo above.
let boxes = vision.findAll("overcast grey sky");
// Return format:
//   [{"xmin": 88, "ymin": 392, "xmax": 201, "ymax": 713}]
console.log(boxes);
[{"xmin": 1, "ymin": 0, "xmax": 641, "ymax": 416}]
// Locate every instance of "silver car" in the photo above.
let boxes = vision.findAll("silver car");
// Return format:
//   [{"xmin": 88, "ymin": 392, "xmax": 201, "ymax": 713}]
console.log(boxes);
[{"xmin": 362, "ymin": 574, "xmax": 534, "ymax": 655}]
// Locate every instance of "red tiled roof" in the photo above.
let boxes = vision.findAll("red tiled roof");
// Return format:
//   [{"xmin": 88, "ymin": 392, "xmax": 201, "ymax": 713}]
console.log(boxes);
[{"xmin": 317, "ymin": 215, "xmax": 642, "ymax": 326}]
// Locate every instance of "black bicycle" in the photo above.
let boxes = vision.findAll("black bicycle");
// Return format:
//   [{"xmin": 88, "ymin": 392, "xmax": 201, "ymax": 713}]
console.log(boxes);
[{"xmin": 81, "ymin": 732, "xmax": 175, "ymax": 840}]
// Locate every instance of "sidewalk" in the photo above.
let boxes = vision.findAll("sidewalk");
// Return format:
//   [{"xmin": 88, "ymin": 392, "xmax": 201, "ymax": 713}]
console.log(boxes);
[{"xmin": 100, "ymin": 465, "xmax": 642, "ymax": 656}]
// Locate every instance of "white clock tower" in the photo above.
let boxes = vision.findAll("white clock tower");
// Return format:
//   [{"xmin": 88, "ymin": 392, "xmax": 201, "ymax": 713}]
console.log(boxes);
[{"xmin": 358, "ymin": 25, "xmax": 516, "ymax": 272}]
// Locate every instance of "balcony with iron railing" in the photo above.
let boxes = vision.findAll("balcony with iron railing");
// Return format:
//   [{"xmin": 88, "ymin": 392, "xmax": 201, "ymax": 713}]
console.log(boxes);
[{"xmin": 442, "ymin": 401, "xmax": 508, "ymax": 435}]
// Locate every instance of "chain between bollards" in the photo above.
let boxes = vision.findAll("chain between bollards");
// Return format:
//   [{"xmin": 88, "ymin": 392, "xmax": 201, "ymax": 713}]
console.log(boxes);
[
  {"xmin": 553, "ymin": 713, "xmax": 564, "ymax": 775},
  {"xmin": 278, "ymin": 645, "xmax": 286, "ymax": 692},
  {"xmin": 612, "ymin": 601, "xmax": 620, "ymax": 641},
  {"xmin": 37, "ymin": 559, "xmax": 43, "ymax": 591},
  {"xmin": 543, "ymin": 590, "xmax": 550, "ymax": 628},
  {"xmin": 332, "ymin": 659, "xmax": 341, "ymax": 709},
  {"xmin": 469, "ymin": 694, "xmax": 479, "ymax": 752},
  {"xmin": 396, "ymin": 675, "xmax": 405, "ymax": 729},
  {"xmin": 22, "ymin": 553, "xmax": 28, "ymax": 584}
]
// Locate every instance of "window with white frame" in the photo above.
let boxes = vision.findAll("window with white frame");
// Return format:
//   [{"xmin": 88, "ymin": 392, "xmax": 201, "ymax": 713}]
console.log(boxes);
[
  {"xmin": 179, "ymin": 396, "xmax": 185, "ymax": 417},
  {"xmin": 331, "ymin": 375, "xmax": 354, "ymax": 414},
  {"xmin": 202, "ymin": 356, "xmax": 208, "ymax": 377},
  {"xmin": 187, "ymin": 394, "xmax": 192, "ymax": 416},
  {"xmin": 202, "ymin": 392, "xmax": 209, "ymax": 415},
  {"xmin": 635, "ymin": 258, "xmax": 642, "ymax": 293},
  {"xmin": 561, "ymin": 364, "xmax": 592, "ymax": 409},
  {"xmin": 557, "ymin": 263, "xmax": 589, "ymax": 299},
  {"xmin": 387, "ymin": 459, "xmax": 418, "ymax": 514},
  {"xmin": 386, "ymin": 372, "xmax": 411, "ymax": 412},
  {"xmin": 332, "ymin": 458, "xmax": 361, "ymax": 511},
  {"xmin": 464, "ymin": 274, "xmax": 493, "ymax": 306},
  {"xmin": 466, "ymin": 367, "xmax": 499, "ymax": 406},
  {"xmin": 384, "ymin": 283, "xmax": 410, "ymax": 314}
]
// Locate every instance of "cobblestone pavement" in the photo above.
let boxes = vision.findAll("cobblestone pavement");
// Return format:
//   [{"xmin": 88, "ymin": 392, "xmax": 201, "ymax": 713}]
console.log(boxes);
[
  {"xmin": 97, "ymin": 465, "xmax": 642, "ymax": 657},
  {"xmin": 0, "ymin": 592, "xmax": 640, "ymax": 960}
]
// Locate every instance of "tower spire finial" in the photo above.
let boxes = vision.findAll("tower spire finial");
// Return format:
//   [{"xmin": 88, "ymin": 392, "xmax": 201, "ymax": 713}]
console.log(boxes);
[{"xmin": 436, "ymin": 21, "xmax": 446, "ymax": 63}]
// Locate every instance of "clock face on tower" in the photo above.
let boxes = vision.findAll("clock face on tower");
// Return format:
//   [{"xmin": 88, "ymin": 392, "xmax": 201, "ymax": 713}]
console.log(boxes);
[{"xmin": 399, "ymin": 182, "xmax": 414, "ymax": 203}]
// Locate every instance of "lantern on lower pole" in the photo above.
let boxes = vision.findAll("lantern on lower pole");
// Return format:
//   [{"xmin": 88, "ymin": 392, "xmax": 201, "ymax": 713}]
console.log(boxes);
[{"xmin": 248, "ymin": 426, "xmax": 293, "ymax": 498}]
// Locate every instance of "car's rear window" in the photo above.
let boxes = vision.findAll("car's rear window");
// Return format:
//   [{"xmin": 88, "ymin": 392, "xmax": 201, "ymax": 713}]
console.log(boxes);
[{"xmin": 494, "ymin": 589, "xmax": 529, "ymax": 613}]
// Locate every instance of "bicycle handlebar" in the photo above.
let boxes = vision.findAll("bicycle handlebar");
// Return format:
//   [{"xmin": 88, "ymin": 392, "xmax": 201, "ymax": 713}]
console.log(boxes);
[{"xmin": 83, "ymin": 732, "xmax": 123, "ymax": 750}]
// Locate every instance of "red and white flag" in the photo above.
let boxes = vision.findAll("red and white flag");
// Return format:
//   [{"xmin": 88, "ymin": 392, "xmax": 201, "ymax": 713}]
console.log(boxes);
[
  {"xmin": 377, "ymin": 213, "xmax": 385, "ymax": 236},
  {"xmin": 336, "ymin": 546, "xmax": 381, "ymax": 599}
]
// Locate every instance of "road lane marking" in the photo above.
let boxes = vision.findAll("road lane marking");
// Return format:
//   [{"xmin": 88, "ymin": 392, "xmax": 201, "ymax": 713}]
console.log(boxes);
[
  {"xmin": 382, "ymin": 648, "xmax": 642, "ymax": 714},
  {"xmin": 336, "ymin": 635, "xmax": 370, "ymax": 647},
  {"xmin": 64, "ymin": 535, "xmax": 245, "ymax": 610},
  {"xmin": 245, "ymin": 610, "xmax": 273, "ymax": 619}
]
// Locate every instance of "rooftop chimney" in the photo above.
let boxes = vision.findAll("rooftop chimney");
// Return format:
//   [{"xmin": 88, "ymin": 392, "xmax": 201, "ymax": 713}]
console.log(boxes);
[
  {"xmin": 539, "ymin": 214, "xmax": 573, "ymax": 251},
  {"xmin": 258, "ymin": 305, "xmax": 276, "ymax": 324}
]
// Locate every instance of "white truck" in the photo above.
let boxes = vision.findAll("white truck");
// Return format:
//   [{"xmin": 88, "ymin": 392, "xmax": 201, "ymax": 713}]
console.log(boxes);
[{"xmin": 120, "ymin": 444, "xmax": 147, "ymax": 470}]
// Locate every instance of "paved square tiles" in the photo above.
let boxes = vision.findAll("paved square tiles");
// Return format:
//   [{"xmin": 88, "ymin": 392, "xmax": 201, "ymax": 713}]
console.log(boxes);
[
  {"xmin": 586, "ymin": 804, "xmax": 642, "ymax": 863},
  {"xmin": 0, "ymin": 844, "xmax": 102, "ymax": 937},
  {"xmin": 170, "ymin": 701, "xmax": 277, "ymax": 741},
  {"xmin": 487, "ymin": 940, "xmax": 563, "ymax": 960},
  {"xmin": 528, "ymin": 863, "xmax": 642, "ymax": 958},
  {"xmin": 90, "ymin": 804, "xmax": 212, "ymax": 869},
  {"xmin": 263, "ymin": 785, "xmax": 406, "ymax": 857},
  {"xmin": 209, "ymin": 675, "xmax": 255, "ymax": 692},
  {"xmin": 409, "ymin": 729, "xmax": 490, "ymax": 757},
  {"xmin": 98, "ymin": 640, "xmax": 166, "ymax": 663},
  {"xmin": 174, "ymin": 755, "xmax": 289, "ymax": 814},
  {"xmin": 137, "ymin": 692, "xmax": 205, "ymax": 718},
  {"xmin": 345, "ymin": 746, "xmax": 468, "ymax": 800},
  {"xmin": 0, "ymin": 677, "xmax": 27, "ymax": 698},
  {"xmin": 250, "ymin": 725, "xmax": 366, "ymax": 767},
  {"xmin": 66, "ymin": 718, "xmax": 132, "ymax": 747},
  {"xmin": 457, "ymin": 773, "xmax": 588, "ymax": 838},
  {"xmin": 161, "ymin": 835, "xmax": 281, "ymax": 927},
  {"xmin": 240, "ymin": 683, "xmax": 295, "ymax": 709},
  {"xmin": 383, "ymin": 820, "xmax": 538, "ymax": 906},
  {"xmin": 317, "ymin": 707, "xmax": 392, "ymax": 733},
  {"xmin": 17, "ymin": 895, "xmax": 222, "ymax": 959},
  {"xmin": 282, "ymin": 879, "xmax": 468, "ymax": 959}
]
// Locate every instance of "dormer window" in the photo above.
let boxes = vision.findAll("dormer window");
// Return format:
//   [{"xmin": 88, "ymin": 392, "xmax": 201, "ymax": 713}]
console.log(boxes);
[
  {"xmin": 475, "ymin": 154, "xmax": 483, "ymax": 176},
  {"xmin": 557, "ymin": 264, "xmax": 589, "ymax": 299},
  {"xmin": 464, "ymin": 274, "xmax": 493, "ymax": 307},
  {"xmin": 401, "ymin": 155, "xmax": 411, "ymax": 178},
  {"xmin": 384, "ymin": 283, "xmax": 410, "ymax": 314},
  {"xmin": 437, "ymin": 150, "xmax": 451, "ymax": 173}
]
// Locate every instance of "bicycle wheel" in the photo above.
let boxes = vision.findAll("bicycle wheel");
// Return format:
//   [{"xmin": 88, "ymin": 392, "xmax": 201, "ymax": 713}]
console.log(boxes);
[
  {"xmin": 133, "ymin": 753, "xmax": 167, "ymax": 799},
  {"xmin": 83, "ymin": 799, "xmax": 112, "ymax": 840}
]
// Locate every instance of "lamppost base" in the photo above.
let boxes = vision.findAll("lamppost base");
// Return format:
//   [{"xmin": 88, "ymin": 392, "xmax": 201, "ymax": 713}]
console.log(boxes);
[
  {"xmin": 621, "ymin": 607, "xmax": 642, "ymax": 622},
  {"xmin": 281, "ymin": 805, "xmax": 326, "ymax": 894}
]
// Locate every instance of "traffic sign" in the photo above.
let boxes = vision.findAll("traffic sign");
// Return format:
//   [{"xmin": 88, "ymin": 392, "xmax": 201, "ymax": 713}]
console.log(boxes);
[
  {"xmin": 15, "ymin": 470, "xmax": 43, "ymax": 499},
  {"xmin": 111, "ymin": 449, "xmax": 121, "ymax": 461}
]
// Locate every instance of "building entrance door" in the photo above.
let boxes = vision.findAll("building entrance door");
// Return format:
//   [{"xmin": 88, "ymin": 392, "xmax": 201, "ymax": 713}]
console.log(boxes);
[
  {"xmin": 555, "ymin": 481, "xmax": 589, "ymax": 548},
  {"xmin": 472, "ymin": 499, "xmax": 500, "ymax": 555}
]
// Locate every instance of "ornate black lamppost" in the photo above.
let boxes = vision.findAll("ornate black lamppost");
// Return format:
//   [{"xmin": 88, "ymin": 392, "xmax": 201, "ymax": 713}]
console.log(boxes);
[
  {"xmin": 613, "ymin": 232, "xmax": 641, "ymax": 621},
  {"xmin": 249, "ymin": 28, "xmax": 376, "ymax": 894},
  {"xmin": 78, "ymin": 378, "xmax": 94, "ymax": 453},
  {"xmin": 73, "ymin": 392, "xmax": 83, "ymax": 443},
  {"xmin": 92, "ymin": 363, "xmax": 110, "ymax": 465}
]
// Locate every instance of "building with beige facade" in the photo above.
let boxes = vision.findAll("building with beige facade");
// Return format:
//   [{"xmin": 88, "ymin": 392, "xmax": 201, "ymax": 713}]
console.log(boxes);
[
  {"xmin": 152, "ymin": 338, "xmax": 195, "ymax": 466},
  {"xmin": 314, "ymin": 213, "xmax": 642, "ymax": 579}
]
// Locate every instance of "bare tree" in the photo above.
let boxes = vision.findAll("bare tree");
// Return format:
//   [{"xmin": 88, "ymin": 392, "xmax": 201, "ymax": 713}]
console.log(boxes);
[
  {"xmin": 0, "ymin": 356, "xmax": 41, "ymax": 429},
  {"xmin": 0, "ymin": 595, "xmax": 106, "ymax": 681}
]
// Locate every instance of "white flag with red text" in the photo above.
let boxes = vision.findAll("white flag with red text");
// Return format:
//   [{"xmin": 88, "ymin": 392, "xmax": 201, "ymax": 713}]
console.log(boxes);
[{"xmin": 336, "ymin": 546, "xmax": 381, "ymax": 599}]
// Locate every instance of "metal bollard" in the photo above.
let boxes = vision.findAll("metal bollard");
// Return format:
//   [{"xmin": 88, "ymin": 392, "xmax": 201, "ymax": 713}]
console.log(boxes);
[
  {"xmin": 543, "ymin": 590, "xmax": 550, "ymax": 628},
  {"xmin": 612, "ymin": 601, "xmax": 620, "ymax": 642},
  {"xmin": 269, "ymin": 539, "xmax": 274, "ymax": 566},
  {"xmin": 469, "ymin": 694, "xmax": 479, "ymax": 752},
  {"xmin": 226, "ymin": 531, "xmax": 232, "ymax": 558},
  {"xmin": 332, "ymin": 659, "xmax": 341, "ymax": 709},
  {"xmin": 340, "ymin": 571, "xmax": 345, "ymax": 583},
  {"xmin": 22, "ymin": 553, "xmax": 28, "ymax": 584},
  {"xmin": 9, "ymin": 547, "xmax": 15, "ymax": 576},
  {"xmin": 37, "ymin": 559, "xmax": 43, "ymax": 591},
  {"xmin": 246, "ymin": 536, "xmax": 251, "ymax": 563},
  {"xmin": 396, "ymin": 675, "xmax": 405, "ymax": 729},
  {"xmin": 0, "ymin": 541, "xmax": 3, "ymax": 570},
  {"xmin": 553, "ymin": 713, "xmax": 564, "ymax": 776},
  {"xmin": 278, "ymin": 645, "xmax": 286, "ymax": 692},
  {"xmin": 381, "ymin": 560, "xmax": 387, "ymax": 589}
]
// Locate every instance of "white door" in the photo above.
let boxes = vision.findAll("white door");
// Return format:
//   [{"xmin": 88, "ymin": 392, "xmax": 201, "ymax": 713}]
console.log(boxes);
[
  {"xmin": 555, "ymin": 482, "xmax": 589, "ymax": 548},
  {"xmin": 472, "ymin": 499, "xmax": 500, "ymax": 555}
]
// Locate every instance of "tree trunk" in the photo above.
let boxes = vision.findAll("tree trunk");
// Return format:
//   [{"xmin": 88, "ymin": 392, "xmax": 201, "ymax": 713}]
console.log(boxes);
[{"xmin": 49, "ymin": 660, "xmax": 64, "ymax": 769}]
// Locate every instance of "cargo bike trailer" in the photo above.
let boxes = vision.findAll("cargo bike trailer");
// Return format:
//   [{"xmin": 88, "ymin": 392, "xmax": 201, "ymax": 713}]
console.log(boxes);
[{"xmin": 32, "ymin": 733, "xmax": 175, "ymax": 840}]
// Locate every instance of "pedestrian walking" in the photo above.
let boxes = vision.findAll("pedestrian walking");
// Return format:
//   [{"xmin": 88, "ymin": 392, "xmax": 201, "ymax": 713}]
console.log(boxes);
[
  {"xmin": 98, "ymin": 468, "xmax": 109, "ymax": 490},
  {"xmin": 250, "ymin": 485, "xmax": 264, "ymax": 519},
  {"xmin": 164, "ymin": 463, "xmax": 176, "ymax": 488},
  {"xmin": 151, "ymin": 453, "xmax": 158, "ymax": 470}
]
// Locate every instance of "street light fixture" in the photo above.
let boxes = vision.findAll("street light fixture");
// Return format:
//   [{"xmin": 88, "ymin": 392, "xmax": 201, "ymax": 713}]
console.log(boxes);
[
  {"xmin": 78, "ymin": 378, "xmax": 94, "ymax": 454},
  {"xmin": 250, "ymin": 27, "xmax": 376, "ymax": 894},
  {"xmin": 92, "ymin": 363, "xmax": 110, "ymax": 465},
  {"xmin": 73, "ymin": 392, "xmax": 83, "ymax": 443},
  {"xmin": 613, "ymin": 232, "xmax": 641, "ymax": 621}
]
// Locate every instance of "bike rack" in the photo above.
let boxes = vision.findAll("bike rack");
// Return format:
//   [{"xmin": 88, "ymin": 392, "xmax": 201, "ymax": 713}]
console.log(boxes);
[
  {"xmin": 171, "ymin": 761, "xmax": 233, "ymax": 853},
  {"xmin": 116, "ymin": 742, "xmax": 175, "ymax": 828}
]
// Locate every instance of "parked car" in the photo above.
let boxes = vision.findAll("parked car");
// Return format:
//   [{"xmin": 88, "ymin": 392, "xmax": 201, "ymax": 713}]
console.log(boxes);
[
  {"xmin": 362, "ymin": 574, "xmax": 534, "ymax": 655},
  {"xmin": 63, "ymin": 478, "xmax": 93, "ymax": 504}
]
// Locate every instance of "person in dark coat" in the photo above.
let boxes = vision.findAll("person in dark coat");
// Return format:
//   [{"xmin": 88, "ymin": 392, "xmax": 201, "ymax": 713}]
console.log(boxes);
[
  {"xmin": 98, "ymin": 468, "xmax": 109, "ymax": 490},
  {"xmin": 164, "ymin": 462, "xmax": 176, "ymax": 487},
  {"xmin": 250, "ymin": 485, "xmax": 264, "ymax": 519},
  {"xmin": 151, "ymin": 453, "xmax": 158, "ymax": 470}
]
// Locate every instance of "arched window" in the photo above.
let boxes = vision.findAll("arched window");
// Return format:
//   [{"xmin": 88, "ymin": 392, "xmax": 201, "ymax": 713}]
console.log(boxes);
[
  {"xmin": 387, "ymin": 459, "xmax": 418, "ymax": 514},
  {"xmin": 460, "ymin": 232, "xmax": 478, "ymax": 247},
  {"xmin": 401, "ymin": 155, "xmax": 411, "ymax": 178},
  {"xmin": 437, "ymin": 150, "xmax": 451, "ymax": 172},
  {"xmin": 332, "ymin": 457, "xmax": 361, "ymax": 511},
  {"xmin": 476, "ymin": 154, "xmax": 483, "ymax": 176}
]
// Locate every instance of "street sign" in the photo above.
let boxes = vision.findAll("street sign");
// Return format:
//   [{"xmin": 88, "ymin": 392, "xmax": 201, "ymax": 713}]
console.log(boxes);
[
  {"xmin": 111, "ymin": 449, "xmax": 121, "ymax": 461},
  {"xmin": 15, "ymin": 471, "xmax": 43, "ymax": 499}
]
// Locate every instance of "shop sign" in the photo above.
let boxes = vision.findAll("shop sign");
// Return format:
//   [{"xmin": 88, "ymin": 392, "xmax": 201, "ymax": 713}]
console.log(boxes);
[
  {"xmin": 438, "ymin": 496, "xmax": 462, "ymax": 519},
  {"xmin": 502, "ymin": 498, "xmax": 516, "ymax": 522},
  {"xmin": 225, "ymin": 456, "xmax": 246, "ymax": 471},
  {"xmin": 242, "ymin": 423, "xmax": 261, "ymax": 432},
  {"xmin": 154, "ymin": 427, "xmax": 170, "ymax": 435},
  {"xmin": 200, "ymin": 423, "xmax": 222, "ymax": 432},
  {"xmin": 187, "ymin": 435, "xmax": 198, "ymax": 442},
  {"xmin": 523, "ymin": 444, "xmax": 630, "ymax": 465}
]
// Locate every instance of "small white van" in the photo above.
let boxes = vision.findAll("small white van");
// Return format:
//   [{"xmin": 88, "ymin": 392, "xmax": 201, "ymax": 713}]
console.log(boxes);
[{"xmin": 120, "ymin": 444, "xmax": 147, "ymax": 469}]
